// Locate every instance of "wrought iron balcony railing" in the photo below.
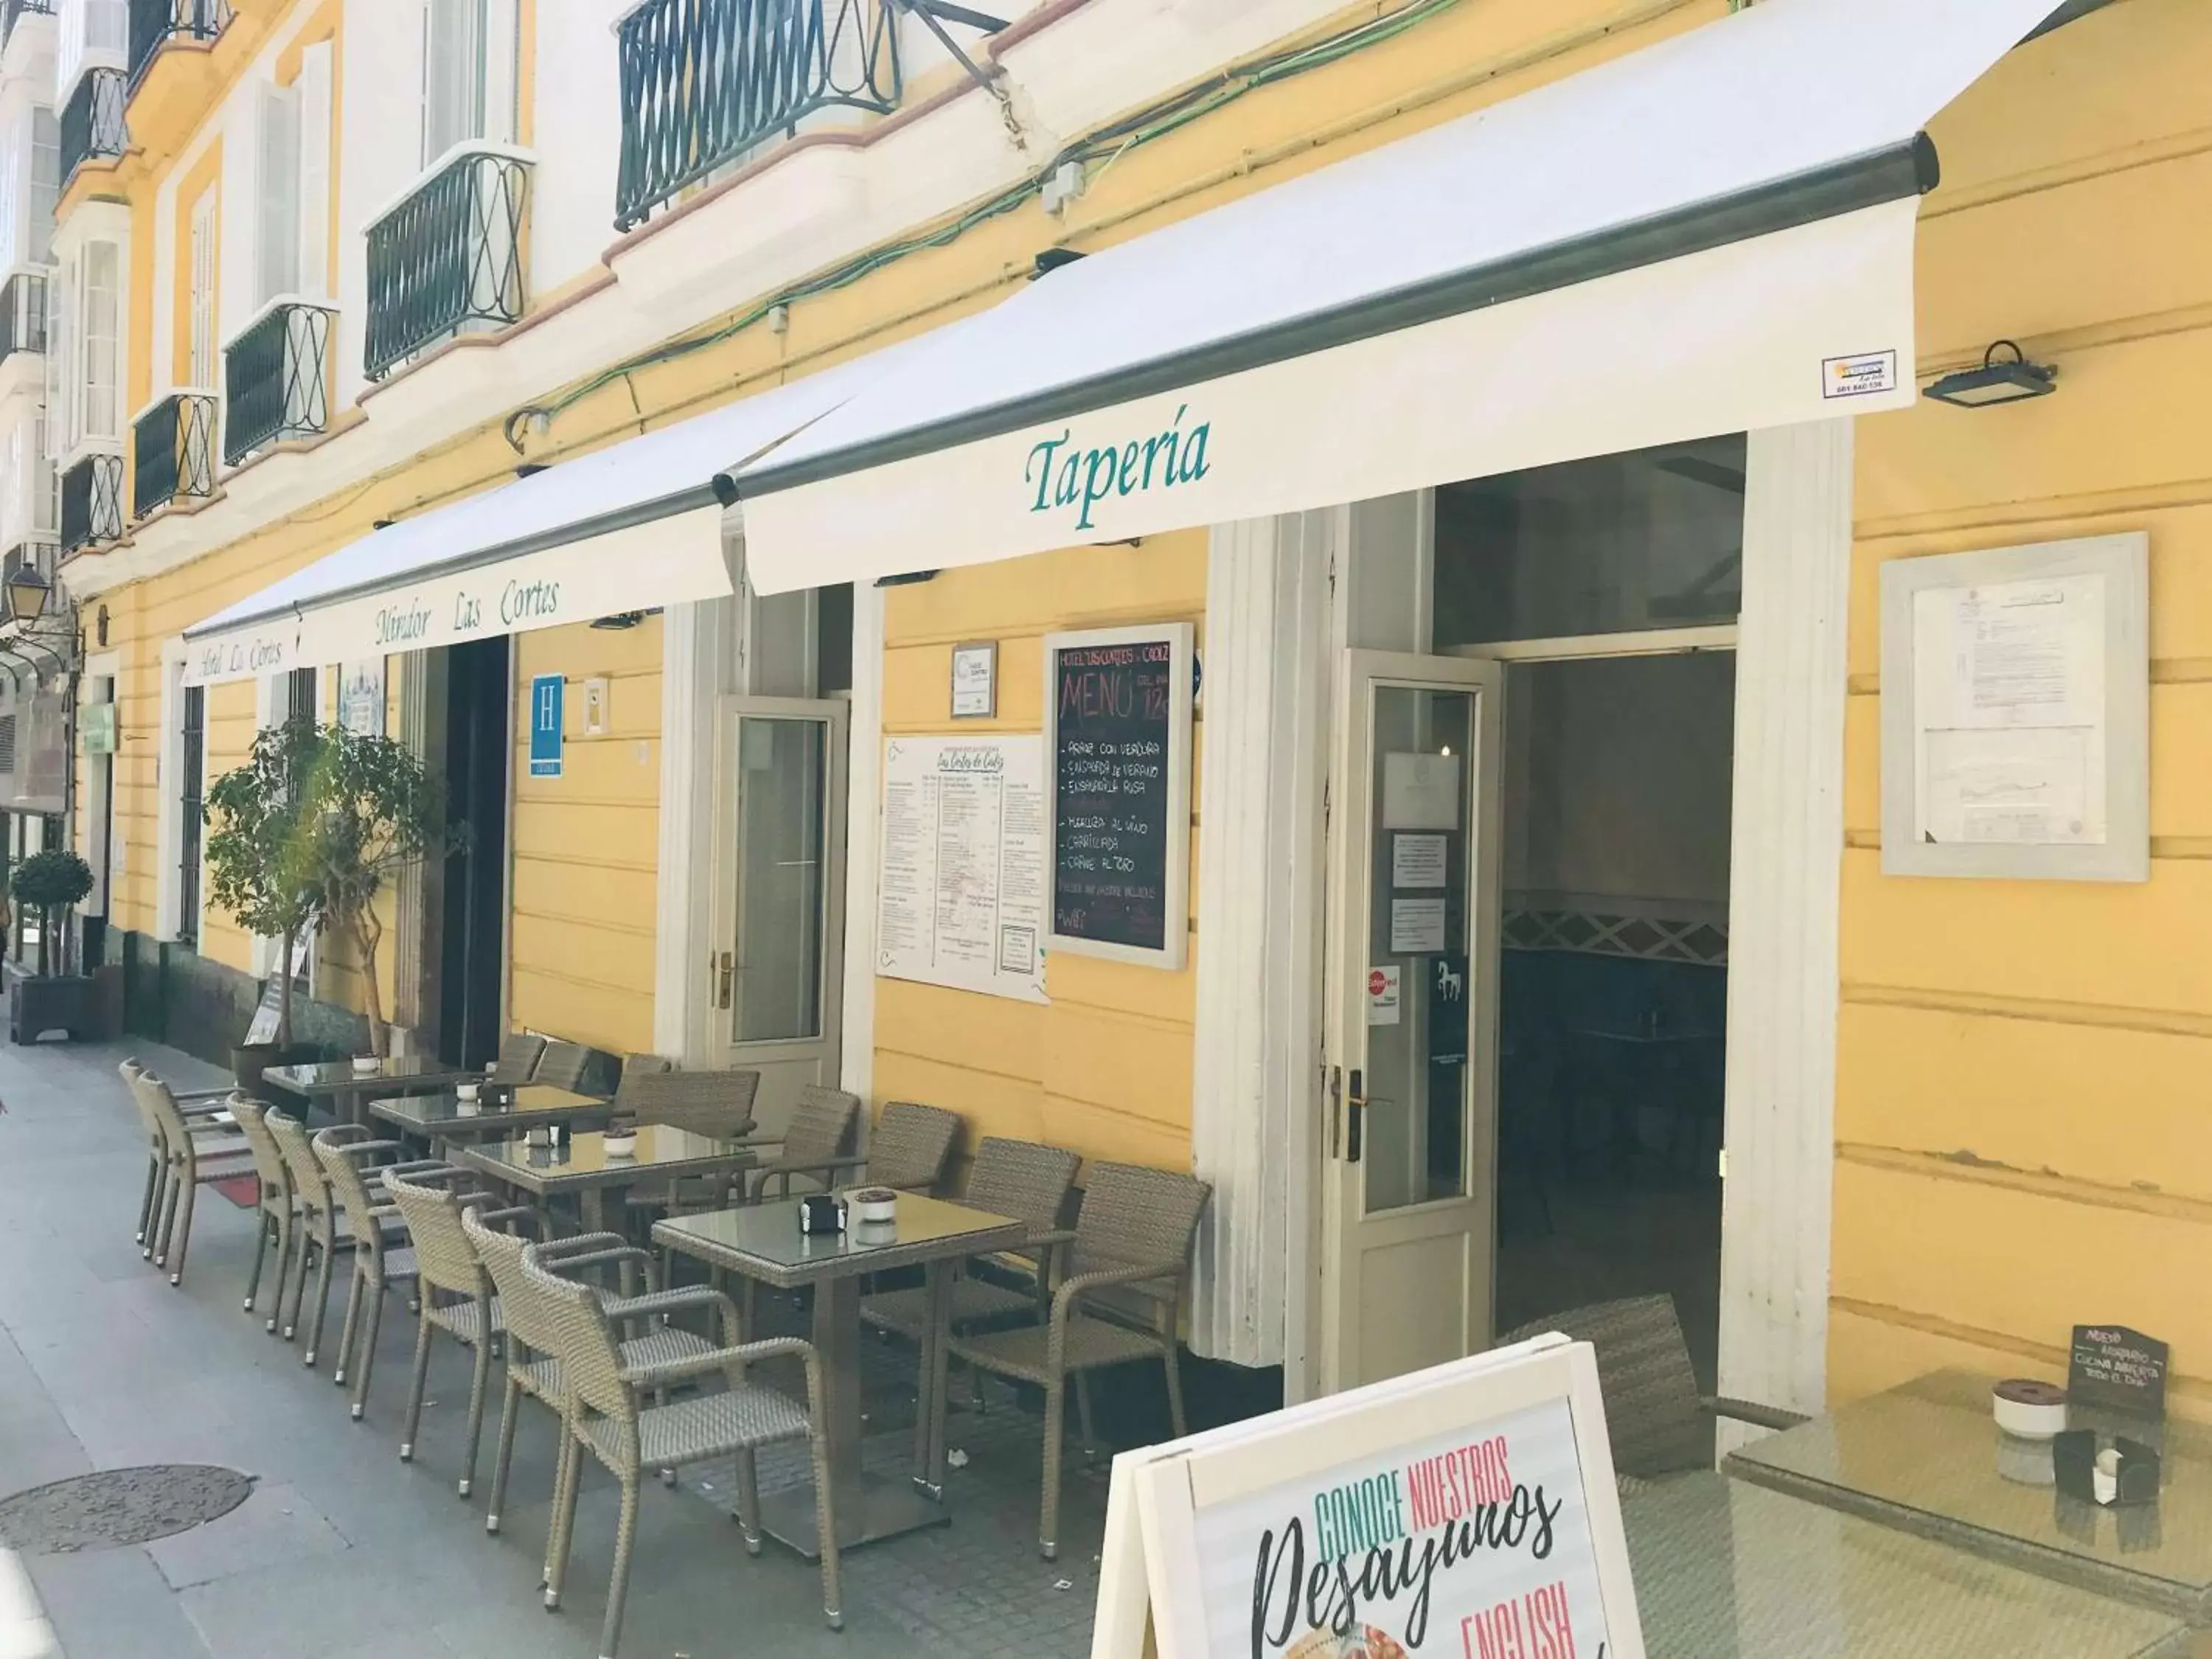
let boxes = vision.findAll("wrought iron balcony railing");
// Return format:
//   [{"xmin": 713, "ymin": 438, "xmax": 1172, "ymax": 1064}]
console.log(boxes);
[
  {"xmin": 614, "ymin": 0, "xmax": 899, "ymax": 231},
  {"xmin": 132, "ymin": 390, "xmax": 216, "ymax": 518},
  {"xmin": 60, "ymin": 68, "xmax": 127, "ymax": 186},
  {"xmin": 0, "ymin": 271, "xmax": 45, "ymax": 361},
  {"xmin": 365, "ymin": 145, "xmax": 530, "ymax": 382},
  {"xmin": 126, "ymin": 0, "xmax": 229, "ymax": 91},
  {"xmin": 223, "ymin": 299, "xmax": 331, "ymax": 465},
  {"xmin": 58, "ymin": 451, "xmax": 122, "ymax": 552},
  {"xmin": 1, "ymin": 0, "xmax": 57, "ymax": 49}
]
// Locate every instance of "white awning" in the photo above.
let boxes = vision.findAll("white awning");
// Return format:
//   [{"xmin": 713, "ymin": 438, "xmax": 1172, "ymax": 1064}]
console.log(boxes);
[
  {"xmin": 179, "ymin": 352, "xmax": 889, "ymax": 686},
  {"xmin": 728, "ymin": 0, "xmax": 2056, "ymax": 595}
]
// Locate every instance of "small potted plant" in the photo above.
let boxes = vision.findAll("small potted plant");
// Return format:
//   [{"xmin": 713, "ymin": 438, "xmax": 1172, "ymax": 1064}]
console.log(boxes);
[{"xmin": 6, "ymin": 849, "xmax": 96, "ymax": 1043}]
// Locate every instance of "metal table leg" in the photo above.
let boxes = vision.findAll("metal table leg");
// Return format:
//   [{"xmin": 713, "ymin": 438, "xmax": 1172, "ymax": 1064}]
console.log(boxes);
[{"xmin": 757, "ymin": 1272, "xmax": 953, "ymax": 1558}]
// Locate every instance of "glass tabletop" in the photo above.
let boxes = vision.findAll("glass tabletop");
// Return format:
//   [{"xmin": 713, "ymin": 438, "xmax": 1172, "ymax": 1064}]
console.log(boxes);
[
  {"xmin": 263, "ymin": 1055, "xmax": 480, "ymax": 1093},
  {"xmin": 655, "ymin": 1193, "xmax": 1025, "ymax": 1287},
  {"xmin": 1726, "ymin": 1370, "xmax": 2212, "ymax": 1606},
  {"xmin": 1623, "ymin": 1472, "xmax": 2188, "ymax": 1658},
  {"xmin": 369, "ymin": 1085, "xmax": 608, "ymax": 1133},
  {"xmin": 457, "ymin": 1124, "xmax": 755, "ymax": 1189}
]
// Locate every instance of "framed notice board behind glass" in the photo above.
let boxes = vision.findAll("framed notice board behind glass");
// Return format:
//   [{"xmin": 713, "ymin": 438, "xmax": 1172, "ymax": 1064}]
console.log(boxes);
[{"xmin": 1043, "ymin": 622, "xmax": 1195, "ymax": 971}]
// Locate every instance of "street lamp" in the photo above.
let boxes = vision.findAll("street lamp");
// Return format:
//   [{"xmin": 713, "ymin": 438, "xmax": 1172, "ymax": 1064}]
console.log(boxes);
[
  {"xmin": 1924, "ymin": 341, "xmax": 2059, "ymax": 409},
  {"xmin": 4, "ymin": 563, "xmax": 51, "ymax": 625}
]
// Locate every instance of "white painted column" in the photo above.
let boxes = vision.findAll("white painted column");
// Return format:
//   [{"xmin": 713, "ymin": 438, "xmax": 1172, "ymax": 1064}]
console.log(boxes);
[
  {"xmin": 838, "ymin": 578, "xmax": 886, "ymax": 1103},
  {"xmin": 1717, "ymin": 419, "xmax": 1854, "ymax": 1435},
  {"xmin": 1189, "ymin": 509, "xmax": 1338, "ymax": 1380}
]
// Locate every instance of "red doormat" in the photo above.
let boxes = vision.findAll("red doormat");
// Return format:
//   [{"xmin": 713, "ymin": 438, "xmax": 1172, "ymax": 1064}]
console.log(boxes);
[{"xmin": 212, "ymin": 1176, "xmax": 261, "ymax": 1209}]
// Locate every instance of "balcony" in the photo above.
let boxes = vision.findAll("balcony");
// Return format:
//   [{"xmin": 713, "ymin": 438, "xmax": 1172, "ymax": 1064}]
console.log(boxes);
[
  {"xmin": 58, "ymin": 450, "xmax": 120, "ymax": 551},
  {"xmin": 0, "ymin": 272, "xmax": 44, "ymax": 362},
  {"xmin": 223, "ymin": 299, "xmax": 331, "ymax": 465},
  {"xmin": 131, "ymin": 389, "xmax": 215, "ymax": 518},
  {"xmin": 614, "ymin": 0, "xmax": 899, "ymax": 232},
  {"xmin": 59, "ymin": 66, "xmax": 126, "ymax": 187},
  {"xmin": 125, "ymin": 0, "xmax": 224, "ymax": 88},
  {"xmin": 1, "ymin": 0, "xmax": 56, "ymax": 48},
  {"xmin": 364, "ymin": 145, "xmax": 530, "ymax": 382}
]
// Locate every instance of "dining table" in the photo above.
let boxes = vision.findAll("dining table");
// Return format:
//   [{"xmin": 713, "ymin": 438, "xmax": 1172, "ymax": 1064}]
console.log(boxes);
[
  {"xmin": 653, "ymin": 1192, "xmax": 1026, "ymax": 1559},
  {"xmin": 1725, "ymin": 1369, "xmax": 2212, "ymax": 1626},
  {"xmin": 1622, "ymin": 1470, "xmax": 2191, "ymax": 1658},
  {"xmin": 450, "ymin": 1124, "xmax": 758, "ymax": 1240},
  {"xmin": 368, "ymin": 1082, "xmax": 613, "ymax": 1145},
  {"xmin": 262, "ymin": 1054, "xmax": 484, "ymax": 1125}
]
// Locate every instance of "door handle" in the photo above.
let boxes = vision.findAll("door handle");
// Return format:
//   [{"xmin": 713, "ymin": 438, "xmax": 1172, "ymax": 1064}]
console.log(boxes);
[
  {"xmin": 1346, "ymin": 1068, "xmax": 1365, "ymax": 1164},
  {"xmin": 716, "ymin": 950, "xmax": 734, "ymax": 1010}
]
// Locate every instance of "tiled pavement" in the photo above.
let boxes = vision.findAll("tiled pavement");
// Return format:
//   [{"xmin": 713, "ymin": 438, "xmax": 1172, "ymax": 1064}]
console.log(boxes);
[{"xmin": 0, "ymin": 1033, "xmax": 1118, "ymax": 1658}]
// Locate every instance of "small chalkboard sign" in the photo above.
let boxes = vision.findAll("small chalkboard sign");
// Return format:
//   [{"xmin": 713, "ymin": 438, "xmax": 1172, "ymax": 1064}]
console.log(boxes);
[
  {"xmin": 1043, "ymin": 622, "xmax": 1194, "ymax": 970},
  {"xmin": 2069, "ymin": 1323, "xmax": 2168, "ymax": 1419}
]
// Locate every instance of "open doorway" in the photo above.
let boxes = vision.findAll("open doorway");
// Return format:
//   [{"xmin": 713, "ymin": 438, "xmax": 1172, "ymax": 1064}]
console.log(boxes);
[
  {"xmin": 1492, "ymin": 651, "xmax": 1733, "ymax": 1391},
  {"xmin": 437, "ymin": 636, "xmax": 512, "ymax": 1068}
]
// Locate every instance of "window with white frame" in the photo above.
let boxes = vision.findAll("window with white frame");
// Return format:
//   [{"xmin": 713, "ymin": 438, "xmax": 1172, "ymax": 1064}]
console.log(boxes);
[
  {"xmin": 187, "ymin": 186, "xmax": 217, "ymax": 389},
  {"xmin": 256, "ymin": 43, "xmax": 334, "ymax": 305},
  {"xmin": 27, "ymin": 112, "xmax": 58, "ymax": 270},
  {"xmin": 421, "ymin": 0, "xmax": 488, "ymax": 166},
  {"xmin": 55, "ymin": 0, "xmax": 128, "ymax": 114},
  {"xmin": 1, "ymin": 413, "xmax": 58, "ymax": 549},
  {"xmin": 0, "ymin": 108, "xmax": 54, "ymax": 276},
  {"xmin": 43, "ymin": 251, "xmax": 69, "ymax": 449},
  {"xmin": 77, "ymin": 240, "xmax": 119, "ymax": 443}
]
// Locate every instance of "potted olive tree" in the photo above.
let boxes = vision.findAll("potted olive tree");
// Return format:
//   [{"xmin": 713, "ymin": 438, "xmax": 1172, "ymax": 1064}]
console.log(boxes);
[
  {"xmin": 304, "ymin": 723, "xmax": 451, "ymax": 1060},
  {"xmin": 6, "ymin": 849, "xmax": 96, "ymax": 1043},
  {"xmin": 204, "ymin": 717, "xmax": 326, "ymax": 1086}
]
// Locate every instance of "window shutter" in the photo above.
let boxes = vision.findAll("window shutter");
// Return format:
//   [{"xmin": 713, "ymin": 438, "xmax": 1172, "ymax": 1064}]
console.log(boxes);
[
  {"xmin": 295, "ymin": 44, "xmax": 333, "ymax": 300},
  {"xmin": 256, "ymin": 81, "xmax": 300, "ymax": 307},
  {"xmin": 421, "ymin": 0, "xmax": 487, "ymax": 167},
  {"xmin": 187, "ymin": 188, "xmax": 218, "ymax": 388}
]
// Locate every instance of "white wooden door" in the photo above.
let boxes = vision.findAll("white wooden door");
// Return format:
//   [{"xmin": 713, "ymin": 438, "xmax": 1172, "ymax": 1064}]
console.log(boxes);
[
  {"xmin": 1320, "ymin": 650, "xmax": 1503, "ymax": 1394},
  {"xmin": 707, "ymin": 696, "xmax": 849, "ymax": 1140}
]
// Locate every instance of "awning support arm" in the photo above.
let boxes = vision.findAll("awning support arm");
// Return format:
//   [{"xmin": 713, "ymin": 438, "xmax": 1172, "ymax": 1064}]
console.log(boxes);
[{"xmin": 891, "ymin": 0, "xmax": 1008, "ymax": 96}]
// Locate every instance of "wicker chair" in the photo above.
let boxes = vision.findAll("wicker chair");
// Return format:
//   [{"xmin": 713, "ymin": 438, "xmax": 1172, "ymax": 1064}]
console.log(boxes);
[
  {"xmin": 226, "ymin": 1096, "xmax": 300, "ymax": 1326},
  {"xmin": 490, "ymin": 1033, "xmax": 546, "ymax": 1086},
  {"xmin": 130, "ymin": 1068, "xmax": 255, "ymax": 1288},
  {"xmin": 1495, "ymin": 1293, "xmax": 1807, "ymax": 1480},
  {"xmin": 120, "ymin": 1059, "xmax": 231, "ymax": 1251},
  {"xmin": 381, "ymin": 1169, "xmax": 522, "ymax": 1497},
  {"xmin": 859, "ymin": 1101, "xmax": 961, "ymax": 1194},
  {"xmin": 521, "ymin": 1241, "xmax": 844, "ymax": 1653},
  {"xmin": 313, "ymin": 1126, "xmax": 445, "ymax": 1419},
  {"xmin": 742, "ymin": 1085, "xmax": 862, "ymax": 1201},
  {"xmin": 621, "ymin": 1068, "xmax": 761, "ymax": 1220},
  {"xmin": 532, "ymin": 1040, "xmax": 595, "ymax": 1092},
  {"xmin": 861, "ymin": 1135, "xmax": 1080, "ymax": 1462},
  {"xmin": 461, "ymin": 1205, "xmax": 724, "ymax": 1540},
  {"xmin": 265, "ymin": 1107, "xmax": 405, "ymax": 1367},
  {"xmin": 947, "ymin": 1162, "xmax": 1211, "ymax": 1559}
]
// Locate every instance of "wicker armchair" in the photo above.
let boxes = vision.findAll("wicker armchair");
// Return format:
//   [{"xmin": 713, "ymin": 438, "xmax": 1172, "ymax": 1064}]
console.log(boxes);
[
  {"xmin": 521, "ymin": 1242, "xmax": 844, "ymax": 1654},
  {"xmin": 461, "ymin": 1205, "xmax": 723, "ymax": 1541},
  {"xmin": 621, "ymin": 1068, "xmax": 761, "ymax": 1219},
  {"xmin": 946, "ymin": 1162, "xmax": 1211, "ymax": 1559},
  {"xmin": 860, "ymin": 1101, "xmax": 961, "ymax": 1194},
  {"xmin": 1495, "ymin": 1293, "xmax": 1808, "ymax": 1479},
  {"xmin": 265, "ymin": 1107, "xmax": 405, "ymax": 1368},
  {"xmin": 862, "ymin": 1135, "xmax": 1079, "ymax": 1464},
  {"xmin": 128, "ymin": 1067, "xmax": 254, "ymax": 1289},
  {"xmin": 532, "ymin": 1040, "xmax": 595, "ymax": 1092},
  {"xmin": 313, "ymin": 1126, "xmax": 446, "ymax": 1420},
  {"xmin": 120, "ymin": 1059, "xmax": 230, "ymax": 1252},
  {"xmin": 742, "ymin": 1085, "xmax": 861, "ymax": 1201},
  {"xmin": 381, "ymin": 1169, "xmax": 521, "ymax": 1498},
  {"xmin": 223, "ymin": 1095, "xmax": 297, "ymax": 1326},
  {"xmin": 490, "ymin": 1032, "xmax": 546, "ymax": 1086}
]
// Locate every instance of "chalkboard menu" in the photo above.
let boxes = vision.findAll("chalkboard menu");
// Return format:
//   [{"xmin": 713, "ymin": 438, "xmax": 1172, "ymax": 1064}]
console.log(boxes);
[
  {"xmin": 2069, "ymin": 1323, "xmax": 2168, "ymax": 1418},
  {"xmin": 1045, "ymin": 624, "xmax": 1194, "ymax": 969}
]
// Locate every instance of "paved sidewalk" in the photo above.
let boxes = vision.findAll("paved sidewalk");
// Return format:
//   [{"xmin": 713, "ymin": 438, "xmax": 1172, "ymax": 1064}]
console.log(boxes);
[{"xmin": 0, "ymin": 1036, "xmax": 1111, "ymax": 1658}]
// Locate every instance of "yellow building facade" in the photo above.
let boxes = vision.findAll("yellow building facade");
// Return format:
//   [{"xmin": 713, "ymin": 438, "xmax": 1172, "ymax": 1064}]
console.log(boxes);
[{"xmin": 28, "ymin": 0, "xmax": 2202, "ymax": 1413}]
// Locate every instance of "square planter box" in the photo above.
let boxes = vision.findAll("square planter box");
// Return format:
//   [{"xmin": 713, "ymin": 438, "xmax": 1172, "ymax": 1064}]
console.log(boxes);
[{"xmin": 4, "ymin": 963, "xmax": 100, "ymax": 1044}]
